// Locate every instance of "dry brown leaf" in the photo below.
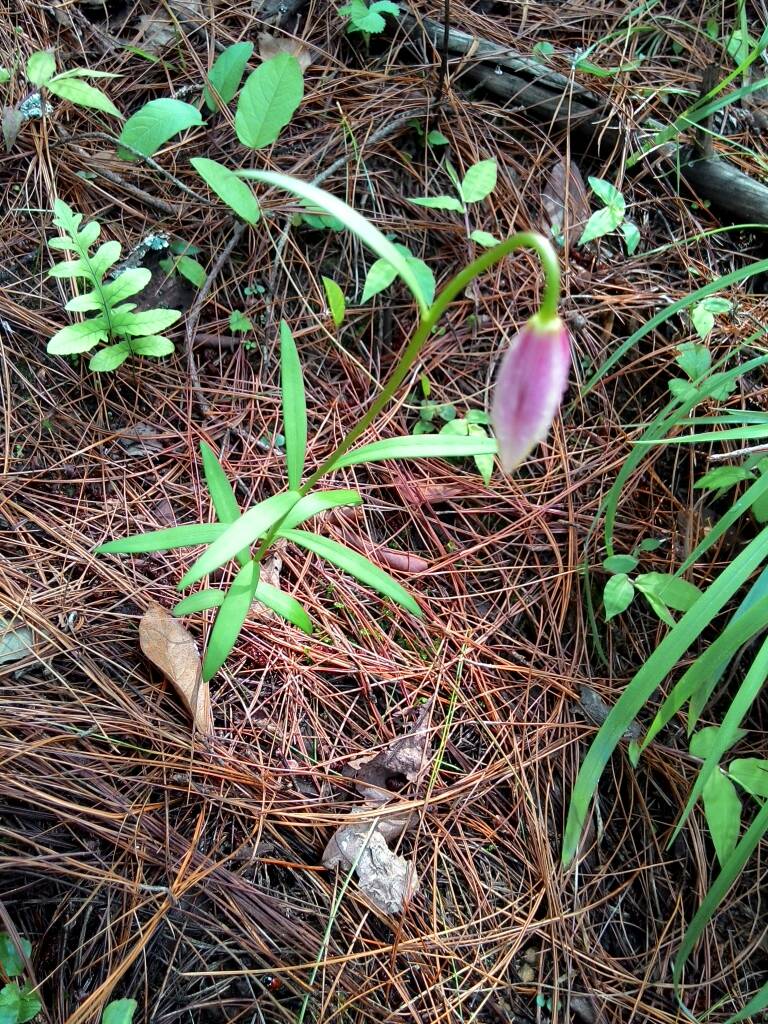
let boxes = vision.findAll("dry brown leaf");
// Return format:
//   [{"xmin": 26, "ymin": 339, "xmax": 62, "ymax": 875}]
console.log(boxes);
[
  {"xmin": 541, "ymin": 157, "xmax": 590, "ymax": 250},
  {"xmin": 343, "ymin": 702, "xmax": 431, "ymax": 803},
  {"xmin": 334, "ymin": 525, "xmax": 429, "ymax": 575},
  {"xmin": 139, "ymin": 603, "xmax": 212, "ymax": 734},
  {"xmin": 257, "ymin": 32, "xmax": 315, "ymax": 72}
]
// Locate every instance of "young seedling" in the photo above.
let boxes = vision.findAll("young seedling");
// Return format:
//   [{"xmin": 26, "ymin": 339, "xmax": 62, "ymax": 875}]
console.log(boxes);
[
  {"xmin": 0, "ymin": 931, "xmax": 42, "ymax": 1024},
  {"xmin": 578, "ymin": 176, "xmax": 640, "ymax": 254},
  {"xmin": 47, "ymin": 200, "xmax": 181, "ymax": 371},
  {"xmin": 338, "ymin": 0, "xmax": 400, "ymax": 38},
  {"xmin": 26, "ymin": 50, "xmax": 122, "ymax": 118},
  {"xmin": 408, "ymin": 158, "xmax": 501, "ymax": 248},
  {"xmin": 411, "ymin": 398, "xmax": 494, "ymax": 484}
]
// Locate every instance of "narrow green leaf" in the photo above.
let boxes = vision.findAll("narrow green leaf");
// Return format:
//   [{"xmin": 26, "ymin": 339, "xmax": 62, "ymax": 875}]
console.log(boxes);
[
  {"xmin": 173, "ymin": 589, "xmax": 225, "ymax": 615},
  {"xmin": 97, "ymin": 523, "xmax": 225, "ymax": 554},
  {"xmin": 202, "ymin": 560, "xmax": 259, "ymax": 680},
  {"xmin": 723, "ymin": 984, "xmax": 768, "ymax": 1024},
  {"xmin": 202, "ymin": 41, "xmax": 254, "ymax": 111},
  {"xmin": 331, "ymin": 433, "xmax": 498, "ymax": 469},
  {"xmin": 255, "ymin": 580, "xmax": 312, "ymax": 633},
  {"xmin": 27, "ymin": 51, "xmax": 55, "ymax": 85},
  {"xmin": 361, "ymin": 258, "xmax": 397, "ymax": 303},
  {"xmin": 179, "ymin": 491, "xmax": 301, "ymax": 588},
  {"xmin": 460, "ymin": 159, "xmax": 497, "ymax": 203},
  {"xmin": 117, "ymin": 98, "xmax": 204, "ymax": 159},
  {"xmin": 235, "ymin": 53, "xmax": 303, "ymax": 149},
  {"xmin": 46, "ymin": 76, "xmax": 122, "ymax": 118},
  {"xmin": 280, "ymin": 489, "xmax": 361, "ymax": 531},
  {"xmin": 322, "ymin": 276, "xmax": 345, "ymax": 326},
  {"xmin": 282, "ymin": 528, "xmax": 421, "ymax": 616},
  {"xmin": 409, "ymin": 194, "xmax": 464, "ymax": 211},
  {"xmin": 239, "ymin": 170, "xmax": 429, "ymax": 313},
  {"xmin": 190, "ymin": 156, "xmax": 261, "ymax": 224},
  {"xmin": 200, "ymin": 442, "xmax": 240, "ymax": 523},
  {"xmin": 280, "ymin": 321, "xmax": 306, "ymax": 490}
]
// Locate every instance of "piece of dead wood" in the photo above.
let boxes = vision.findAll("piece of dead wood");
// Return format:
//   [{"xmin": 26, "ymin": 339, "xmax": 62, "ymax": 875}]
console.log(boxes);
[
  {"xmin": 322, "ymin": 704, "xmax": 432, "ymax": 914},
  {"xmin": 139, "ymin": 603, "xmax": 212, "ymax": 734}
]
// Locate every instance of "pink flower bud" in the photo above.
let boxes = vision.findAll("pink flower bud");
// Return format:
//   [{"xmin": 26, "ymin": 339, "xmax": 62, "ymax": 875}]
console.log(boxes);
[{"xmin": 490, "ymin": 315, "xmax": 571, "ymax": 471}]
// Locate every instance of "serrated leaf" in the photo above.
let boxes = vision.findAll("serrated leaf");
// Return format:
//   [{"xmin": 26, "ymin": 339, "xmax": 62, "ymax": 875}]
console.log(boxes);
[
  {"xmin": 89, "ymin": 341, "xmax": 131, "ymax": 371},
  {"xmin": 578, "ymin": 205, "xmax": 623, "ymax": 245},
  {"xmin": 97, "ymin": 523, "xmax": 225, "ymax": 555},
  {"xmin": 46, "ymin": 76, "xmax": 121, "ymax": 118},
  {"xmin": 255, "ymin": 581, "xmax": 312, "ymax": 633},
  {"xmin": 460, "ymin": 159, "xmax": 497, "ymax": 203},
  {"xmin": 179, "ymin": 491, "xmax": 301, "ymax": 587},
  {"xmin": 27, "ymin": 51, "xmax": 55, "ymax": 86},
  {"xmin": 235, "ymin": 53, "xmax": 303, "ymax": 149},
  {"xmin": 322, "ymin": 276, "xmax": 345, "ymax": 326},
  {"xmin": 280, "ymin": 321, "xmax": 307, "ymax": 490},
  {"xmin": 603, "ymin": 554, "xmax": 638, "ymax": 574},
  {"xmin": 676, "ymin": 341, "xmax": 711, "ymax": 380},
  {"xmin": 102, "ymin": 998, "xmax": 138, "ymax": 1024},
  {"xmin": 203, "ymin": 41, "xmax": 254, "ymax": 111},
  {"xmin": 0, "ymin": 934, "xmax": 31, "ymax": 978},
  {"xmin": 130, "ymin": 335, "xmax": 175, "ymax": 357},
  {"xmin": 729, "ymin": 758, "xmax": 768, "ymax": 798},
  {"xmin": 702, "ymin": 769, "xmax": 741, "ymax": 865},
  {"xmin": 0, "ymin": 983, "xmax": 21, "ymax": 1024},
  {"xmin": 48, "ymin": 316, "xmax": 110, "ymax": 354},
  {"xmin": 409, "ymin": 194, "xmax": 464, "ymax": 211},
  {"xmin": 191, "ymin": 156, "xmax": 261, "ymax": 224},
  {"xmin": 331, "ymin": 433, "xmax": 498, "ymax": 468},
  {"xmin": 604, "ymin": 573, "xmax": 634, "ymax": 620},
  {"xmin": 117, "ymin": 98, "xmax": 204, "ymax": 159},
  {"xmin": 282, "ymin": 528, "xmax": 421, "ymax": 616},
  {"xmin": 112, "ymin": 307, "xmax": 181, "ymax": 336},
  {"xmin": 587, "ymin": 175, "xmax": 624, "ymax": 211},
  {"xmin": 229, "ymin": 310, "xmax": 252, "ymax": 333},
  {"xmin": 202, "ymin": 560, "xmax": 259, "ymax": 680},
  {"xmin": 469, "ymin": 229, "xmax": 500, "ymax": 248}
]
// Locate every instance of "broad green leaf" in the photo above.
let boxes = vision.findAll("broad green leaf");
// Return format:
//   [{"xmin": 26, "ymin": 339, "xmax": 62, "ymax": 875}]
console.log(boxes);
[
  {"xmin": 409, "ymin": 194, "xmax": 464, "ymax": 211},
  {"xmin": 322, "ymin": 276, "xmax": 345, "ymax": 326},
  {"xmin": 179, "ymin": 491, "xmax": 301, "ymax": 587},
  {"xmin": 578, "ymin": 205, "xmax": 622, "ymax": 245},
  {"xmin": 587, "ymin": 175, "xmax": 624, "ymax": 210},
  {"xmin": 621, "ymin": 220, "xmax": 640, "ymax": 254},
  {"xmin": 690, "ymin": 726, "xmax": 733, "ymax": 759},
  {"xmin": 634, "ymin": 572, "xmax": 701, "ymax": 612},
  {"xmin": 280, "ymin": 489, "xmax": 362, "ymax": 531},
  {"xmin": 103, "ymin": 268, "xmax": 152, "ymax": 304},
  {"xmin": 203, "ymin": 41, "xmax": 254, "ymax": 111},
  {"xmin": 282, "ymin": 528, "xmax": 421, "ymax": 616},
  {"xmin": 89, "ymin": 342, "xmax": 131, "ymax": 371},
  {"xmin": 459, "ymin": 159, "xmax": 497, "ymax": 204},
  {"xmin": 469, "ymin": 229, "xmax": 500, "ymax": 248},
  {"xmin": 691, "ymin": 301, "xmax": 714, "ymax": 339},
  {"xmin": 102, "ymin": 999, "xmax": 138, "ymax": 1024},
  {"xmin": 65, "ymin": 290, "xmax": 103, "ymax": 313},
  {"xmin": 331, "ymin": 433, "xmax": 498, "ymax": 469},
  {"xmin": 702, "ymin": 769, "xmax": 741, "ymax": 865},
  {"xmin": 202, "ymin": 559, "xmax": 259, "ymax": 680},
  {"xmin": 0, "ymin": 983, "xmax": 21, "ymax": 1024},
  {"xmin": 200, "ymin": 442, "xmax": 240, "ymax": 523},
  {"xmin": 701, "ymin": 296, "xmax": 733, "ymax": 314},
  {"xmin": 27, "ymin": 51, "xmax": 55, "ymax": 85},
  {"xmin": 676, "ymin": 341, "xmax": 711, "ymax": 380},
  {"xmin": 190, "ymin": 156, "xmax": 261, "ymax": 224},
  {"xmin": 130, "ymin": 336, "xmax": 175, "ymax": 357},
  {"xmin": 427, "ymin": 129, "xmax": 449, "ymax": 145},
  {"xmin": 468, "ymin": 423, "xmax": 493, "ymax": 484},
  {"xmin": 255, "ymin": 581, "xmax": 312, "ymax": 633},
  {"xmin": 695, "ymin": 466, "xmax": 754, "ymax": 491},
  {"xmin": 240, "ymin": 170, "xmax": 429, "ymax": 313},
  {"xmin": 340, "ymin": 0, "xmax": 400, "ymax": 33},
  {"xmin": 16, "ymin": 982, "xmax": 41, "ymax": 1024},
  {"xmin": 173, "ymin": 589, "xmax": 225, "ymax": 615},
  {"xmin": 603, "ymin": 554, "xmax": 638, "ymax": 574},
  {"xmin": 48, "ymin": 317, "xmax": 110, "ymax": 354},
  {"xmin": 407, "ymin": 257, "xmax": 435, "ymax": 307},
  {"xmin": 280, "ymin": 320, "xmax": 307, "ymax": 489},
  {"xmin": 729, "ymin": 758, "xmax": 768, "ymax": 798},
  {"xmin": 112, "ymin": 307, "xmax": 181, "ymax": 336},
  {"xmin": 175, "ymin": 255, "xmax": 206, "ymax": 288},
  {"xmin": 603, "ymin": 573, "xmax": 634, "ymax": 620},
  {"xmin": 0, "ymin": 934, "xmax": 30, "ymax": 978},
  {"xmin": 117, "ymin": 99, "xmax": 204, "ymax": 159},
  {"xmin": 235, "ymin": 54, "xmax": 304, "ymax": 149},
  {"xmin": 362, "ymin": 258, "xmax": 397, "ymax": 302},
  {"xmin": 0, "ymin": 69, "xmax": 10, "ymax": 85},
  {"xmin": 97, "ymin": 523, "xmax": 225, "ymax": 554},
  {"xmin": 46, "ymin": 76, "xmax": 121, "ymax": 118}
]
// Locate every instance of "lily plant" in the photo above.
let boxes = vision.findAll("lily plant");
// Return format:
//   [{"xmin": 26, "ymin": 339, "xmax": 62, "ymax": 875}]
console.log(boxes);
[{"xmin": 98, "ymin": 172, "xmax": 569, "ymax": 682}]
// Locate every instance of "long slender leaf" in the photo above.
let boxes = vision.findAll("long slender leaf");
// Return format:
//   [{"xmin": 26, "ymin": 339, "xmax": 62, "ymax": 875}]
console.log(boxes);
[
  {"xmin": 97, "ymin": 523, "xmax": 225, "ymax": 554},
  {"xmin": 237, "ymin": 170, "xmax": 429, "ymax": 314},
  {"xmin": 281, "ymin": 490, "xmax": 361, "ymax": 530},
  {"xmin": 280, "ymin": 321, "xmax": 307, "ymax": 489},
  {"xmin": 179, "ymin": 491, "xmax": 301, "ymax": 588},
  {"xmin": 282, "ymin": 528, "xmax": 421, "ymax": 617},
  {"xmin": 676, "ymin": 470, "xmax": 768, "ymax": 575},
  {"xmin": 723, "ymin": 983, "xmax": 768, "ymax": 1024},
  {"xmin": 199, "ymin": 441, "xmax": 249, "ymax": 567},
  {"xmin": 173, "ymin": 589, "xmax": 226, "ymax": 615},
  {"xmin": 202, "ymin": 560, "xmax": 259, "ymax": 680},
  {"xmin": 637, "ymin": 424, "xmax": 768, "ymax": 445},
  {"xmin": 255, "ymin": 581, "xmax": 312, "ymax": 634},
  {"xmin": 562, "ymin": 523, "xmax": 768, "ymax": 865},
  {"xmin": 332, "ymin": 434, "xmax": 498, "ymax": 469}
]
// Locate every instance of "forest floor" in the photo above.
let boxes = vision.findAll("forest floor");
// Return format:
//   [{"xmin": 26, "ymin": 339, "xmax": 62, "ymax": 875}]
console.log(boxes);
[{"xmin": 1, "ymin": 1, "xmax": 767, "ymax": 1022}]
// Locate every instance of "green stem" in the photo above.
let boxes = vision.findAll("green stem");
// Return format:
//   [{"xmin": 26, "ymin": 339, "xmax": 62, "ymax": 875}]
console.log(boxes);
[{"xmin": 301, "ymin": 231, "xmax": 560, "ymax": 493}]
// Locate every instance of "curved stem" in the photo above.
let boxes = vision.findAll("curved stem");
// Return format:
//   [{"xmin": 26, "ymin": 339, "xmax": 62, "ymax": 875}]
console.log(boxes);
[{"xmin": 301, "ymin": 231, "xmax": 560, "ymax": 492}]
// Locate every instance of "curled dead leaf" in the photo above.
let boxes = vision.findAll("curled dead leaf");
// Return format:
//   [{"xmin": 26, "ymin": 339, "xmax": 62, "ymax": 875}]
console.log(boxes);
[
  {"xmin": 139, "ymin": 603, "xmax": 212, "ymax": 734},
  {"xmin": 257, "ymin": 32, "xmax": 316, "ymax": 72}
]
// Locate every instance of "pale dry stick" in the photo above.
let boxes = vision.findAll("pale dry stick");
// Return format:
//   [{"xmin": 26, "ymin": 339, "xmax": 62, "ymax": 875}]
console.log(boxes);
[{"xmin": 709, "ymin": 442, "xmax": 768, "ymax": 461}]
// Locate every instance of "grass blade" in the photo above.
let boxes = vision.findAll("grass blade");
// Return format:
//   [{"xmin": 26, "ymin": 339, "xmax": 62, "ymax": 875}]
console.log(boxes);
[
  {"xmin": 282, "ymin": 528, "xmax": 421, "ymax": 617},
  {"xmin": 97, "ymin": 523, "xmax": 225, "ymax": 554},
  {"xmin": 202, "ymin": 560, "xmax": 259, "ymax": 680},
  {"xmin": 332, "ymin": 434, "xmax": 498, "ymax": 469},
  {"xmin": 723, "ymin": 982, "xmax": 768, "ymax": 1023},
  {"xmin": 280, "ymin": 321, "xmax": 307, "ymax": 490},
  {"xmin": 238, "ymin": 170, "xmax": 429, "ymax": 314},
  {"xmin": 281, "ymin": 490, "xmax": 361, "ymax": 530},
  {"xmin": 255, "ymin": 581, "xmax": 312, "ymax": 634},
  {"xmin": 179, "ymin": 491, "xmax": 301, "ymax": 588},
  {"xmin": 562, "ymin": 523, "xmax": 768, "ymax": 866}
]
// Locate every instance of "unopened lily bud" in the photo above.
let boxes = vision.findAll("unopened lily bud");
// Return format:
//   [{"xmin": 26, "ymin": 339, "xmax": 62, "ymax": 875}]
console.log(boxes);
[{"xmin": 490, "ymin": 314, "xmax": 571, "ymax": 471}]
